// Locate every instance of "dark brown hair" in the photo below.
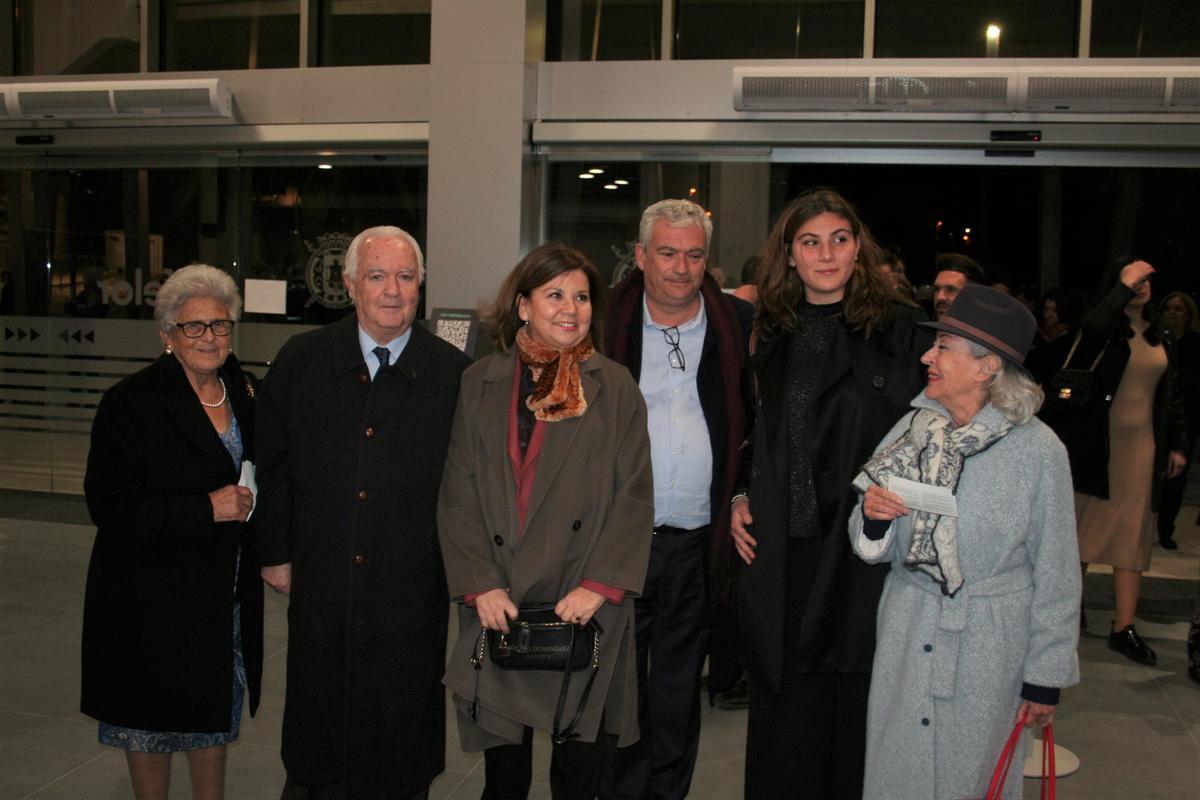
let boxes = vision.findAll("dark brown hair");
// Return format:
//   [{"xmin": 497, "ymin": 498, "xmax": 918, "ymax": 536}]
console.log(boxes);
[
  {"xmin": 755, "ymin": 187, "xmax": 899, "ymax": 343},
  {"xmin": 482, "ymin": 242, "xmax": 607, "ymax": 351}
]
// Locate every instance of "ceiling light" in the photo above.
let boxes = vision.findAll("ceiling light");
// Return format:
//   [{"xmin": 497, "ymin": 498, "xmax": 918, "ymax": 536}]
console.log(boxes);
[
  {"xmin": 588, "ymin": 168, "xmax": 605, "ymax": 174},
  {"xmin": 579, "ymin": 173, "xmax": 595, "ymax": 179},
  {"xmin": 317, "ymin": 163, "xmax": 333, "ymax": 170},
  {"xmin": 603, "ymin": 184, "xmax": 619, "ymax": 190},
  {"xmin": 614, "ymin": 179, "xmax": 629, "ymax": 185}
]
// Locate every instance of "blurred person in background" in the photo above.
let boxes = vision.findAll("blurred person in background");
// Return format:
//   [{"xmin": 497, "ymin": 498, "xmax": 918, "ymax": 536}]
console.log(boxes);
[
  {"xmin": 1046, "ymin": 258, "xmax": 1187, "ymax": 665},
  {"xmin": 1157, "ymin": 291, "xmax": 1200, "ymax": 550}
]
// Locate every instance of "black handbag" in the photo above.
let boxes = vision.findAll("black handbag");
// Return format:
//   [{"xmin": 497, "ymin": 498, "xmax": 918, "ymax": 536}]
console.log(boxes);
[
  {"xmin": 487, "ymin": 603, "xmax": 594, "ymax": 671},
  {"xmin": 468, "ymin": 602, "xmax": 604, "ymax": 744},
  {"xmin": 1043, "ymin": 330, "xmax": 1107, "ymax": 412}
]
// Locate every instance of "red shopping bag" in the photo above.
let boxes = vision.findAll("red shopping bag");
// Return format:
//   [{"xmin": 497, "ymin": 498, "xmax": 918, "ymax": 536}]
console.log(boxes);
[{"xmin": 984, "ymin": 713, "xmax": 1055, "ymax": 800}]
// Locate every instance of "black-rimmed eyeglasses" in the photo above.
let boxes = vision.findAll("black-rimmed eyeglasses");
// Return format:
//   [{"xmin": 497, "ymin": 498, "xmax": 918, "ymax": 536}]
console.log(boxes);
[
  {"xmin": 175, "ymin": 319, "xmax": 235, "ymax": 338},
  {"xmin": 663, "ymin": 326, "xmax": 685, "ymax": 371}
]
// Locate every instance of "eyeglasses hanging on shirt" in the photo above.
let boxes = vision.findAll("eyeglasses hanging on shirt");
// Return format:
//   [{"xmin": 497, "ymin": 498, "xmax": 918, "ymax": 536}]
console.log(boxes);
[{"xmin": 662, "ymin": 326, "xmax": 685, "ymax": 371}]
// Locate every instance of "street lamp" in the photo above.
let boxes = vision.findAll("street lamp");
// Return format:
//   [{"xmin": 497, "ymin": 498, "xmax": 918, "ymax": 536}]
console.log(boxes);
[{"xmin": 986, "ymin": 24, "xmax": 1002, "ymax": 58}]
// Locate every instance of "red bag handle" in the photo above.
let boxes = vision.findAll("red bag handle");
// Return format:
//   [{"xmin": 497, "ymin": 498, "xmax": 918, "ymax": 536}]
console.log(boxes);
[
  {"xmin": 985, "ymin": 714, "xmax": 1055, "ymax": 800},
  {"xmin": 1041, "ymin": 723, "xmax": 1056, "ymax": 800}
]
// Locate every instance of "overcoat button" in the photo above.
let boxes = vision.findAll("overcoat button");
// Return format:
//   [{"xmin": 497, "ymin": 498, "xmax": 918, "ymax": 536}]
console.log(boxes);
[
  {"xmin": 872, "ymin": 375, "xmax": 885, "ymax": 389},
  {"xmin": 921, "ymin": 717, "xmax": 930, "ymax": 726},
  {"xmin": 358, "ymin": 372, "xmax": 369, "ymax": 384},
  {"xmin": 365, "ymin": 427, "xmax": 375, "ymax": 438},
  {"xmin": 923, "ymin": 644, "xmax": 932, "ymax": 652},
  {"xmin": 494, "ymin": 535, "xmax": 504, "ymax": 546},
  {"xmin": 354, "ymin": 554, "xmax": 365, "ymax": 565},
  {"xmin": 357, "ymin": 490, "xmax": 368, "ymax": 501},
  {"xmin": 572, "ymin": 520, "xmax": 582, "ymax": 531}
]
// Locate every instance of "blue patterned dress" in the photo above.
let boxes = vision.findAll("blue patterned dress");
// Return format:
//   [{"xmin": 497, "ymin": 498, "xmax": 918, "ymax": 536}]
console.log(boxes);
[{"xmin": 99, "ymin": 414, "xmax": 247, "ymax": 753}]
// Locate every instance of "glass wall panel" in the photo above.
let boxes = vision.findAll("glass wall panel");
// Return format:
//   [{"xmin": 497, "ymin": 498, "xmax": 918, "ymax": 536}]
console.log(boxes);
[
  {"xmin": 244, "ymin": 162, "xmax": 427, "ymax": 325},
  {"xmin": 162, "ymin": 0, "xmax": 300, "ymax": 70},
  {"xmin": 874, "ymin": 1, "xmax": 1077, "ymax": 58},
  {"xmin": 545, "ymin": 0, "xmax": 663, "ymax": 61},
  {"xmin": 675, "ymin": 0, "xmax": 864, "ymax": 59},
  {"xmin": 1091, "ymin": 0, "xmax": 1200, "ymax": 57},
  {"xmin": 546, "ymin": 161, "xmax": 711, "ymax": 285},
  {"xmin": 0, "ymin": 159, "xmax": 428, "ymax": 325},
  {"xmin": 0, "ymin": 167, "xmax": 233, "ymax": 320},
  {"xmin": 320, "ymin": 0, "xmax": 431, "ymax": 65},
  {"xmin": 543, "ymin": 158, "xmax": 1198, "ymax": 303},
  {"xmin": 17, "ymin": 0, "xmax": 140, "ymax": 75}
]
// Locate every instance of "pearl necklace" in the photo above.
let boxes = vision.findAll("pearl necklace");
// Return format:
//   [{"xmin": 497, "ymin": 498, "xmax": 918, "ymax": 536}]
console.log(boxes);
[{"xmin": 199, "ymin": 377, "xmax": 227, "ymax": 409}]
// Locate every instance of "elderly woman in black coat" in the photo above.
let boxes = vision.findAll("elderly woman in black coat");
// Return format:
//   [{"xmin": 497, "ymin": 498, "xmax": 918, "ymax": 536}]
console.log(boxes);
[{"xmin": 81, "ymin": 264, "xmax": 262, "ymax": 800}]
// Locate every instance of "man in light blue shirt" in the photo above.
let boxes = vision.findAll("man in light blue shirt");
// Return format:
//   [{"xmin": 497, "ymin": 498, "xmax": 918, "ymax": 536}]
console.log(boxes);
[{"xmin": 601, "ymin": 200, "xmax": 753, "ymax": 800}]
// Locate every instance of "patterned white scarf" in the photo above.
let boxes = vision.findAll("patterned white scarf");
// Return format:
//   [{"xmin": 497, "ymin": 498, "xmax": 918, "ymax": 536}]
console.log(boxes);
[{"xmin": 857, "ymin": 407, "xmax": 1012, "ymax": 596}]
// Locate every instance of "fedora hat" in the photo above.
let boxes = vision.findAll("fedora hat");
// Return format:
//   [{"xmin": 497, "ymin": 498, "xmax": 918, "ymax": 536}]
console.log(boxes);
[{"xmin": 919, "ymin": 284, "xmax": 1037, "ymax": 377}]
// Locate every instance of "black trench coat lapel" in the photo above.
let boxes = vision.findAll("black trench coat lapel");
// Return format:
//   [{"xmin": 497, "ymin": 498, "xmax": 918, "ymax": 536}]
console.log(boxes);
[
  {"xmin": 158, "ymin": 357, "xmax": 238, "ymax": 480},
  {"xmin": 522, "ymin": 359, "xmax": 601, "ymax": 535},
  {"xmin": 754, "ymin": 335, "xmax": 791, "ymax": 486}
]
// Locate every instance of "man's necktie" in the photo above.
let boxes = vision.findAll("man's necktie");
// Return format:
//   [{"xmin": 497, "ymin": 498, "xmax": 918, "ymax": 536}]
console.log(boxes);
[{"xmin": 372, "ymin": 346, "xmax": 391, "ymax": 374}]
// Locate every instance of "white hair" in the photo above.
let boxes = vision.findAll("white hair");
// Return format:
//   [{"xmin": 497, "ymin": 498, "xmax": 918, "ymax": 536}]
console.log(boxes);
[
  {"xmin": 965, "ymin": 339, "xmax": 1044, "ymax": 425},
  {"xmin": 154, "ymin": 264, "xmax": 241, "ymax": 333},
  {"xmin": 638, "ymin": 199, "xmax": 713, "ymax": 251},
  {"xmin": 343, "ymin": 225, "xmax": 425, "ymax": 283}
]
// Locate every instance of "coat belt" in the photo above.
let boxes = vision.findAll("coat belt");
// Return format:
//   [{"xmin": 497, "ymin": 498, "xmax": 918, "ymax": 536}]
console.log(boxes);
[{"xmin": 893, "ymin": 565, "xmax": 1033, "ymax": 699}]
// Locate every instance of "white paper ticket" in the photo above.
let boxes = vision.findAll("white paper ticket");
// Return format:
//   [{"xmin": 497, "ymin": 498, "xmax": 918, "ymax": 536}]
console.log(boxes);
[{"xmin": 887, "ymin": 475, "xmax": 958, "ymax": 517}]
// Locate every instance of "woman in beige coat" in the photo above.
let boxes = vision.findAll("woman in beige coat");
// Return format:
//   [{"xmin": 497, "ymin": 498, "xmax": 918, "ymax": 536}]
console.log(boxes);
[{"xmin": 439, "ymin": 243, "xmax": 654, "ymax": 800}]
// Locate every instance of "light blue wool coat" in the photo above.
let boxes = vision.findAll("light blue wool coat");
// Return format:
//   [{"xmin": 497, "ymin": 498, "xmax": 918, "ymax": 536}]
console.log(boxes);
[{"xmin": 850, "ymin": 392, "xmax": 1081, "ymax": 800}]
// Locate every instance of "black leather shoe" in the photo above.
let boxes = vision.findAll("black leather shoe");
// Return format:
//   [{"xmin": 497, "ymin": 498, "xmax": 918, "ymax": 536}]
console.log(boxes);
[
  {"xmin": 1189, "ymin": 663, "xmax": 1200, "ymax": 685},
  {"xmin": 715, "ymin": 677, "xmax": 750, "ymax": 710},
  {"xmin": 1108, "ymin": 624, "xmax": 1158, "ymax": 666},
  {"xmin": 1158, "ymin": 535, "xmax": 1179, "ymax": 550}
]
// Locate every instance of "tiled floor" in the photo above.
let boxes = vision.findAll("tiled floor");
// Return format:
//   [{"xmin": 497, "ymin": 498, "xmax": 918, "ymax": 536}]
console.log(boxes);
[{"xmin": 1, "ymin": 496, "xmax": 1197, "ymax": 799}]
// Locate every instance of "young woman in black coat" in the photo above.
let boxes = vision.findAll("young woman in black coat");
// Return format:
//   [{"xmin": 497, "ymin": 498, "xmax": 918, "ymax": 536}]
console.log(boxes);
[
  {"xmin": 81, "ymin": 264, "xmax": 262, "ymax": 800},
  {"xmin": 729, "ymin": 188, "xmax": 928, "ymax": 798}
]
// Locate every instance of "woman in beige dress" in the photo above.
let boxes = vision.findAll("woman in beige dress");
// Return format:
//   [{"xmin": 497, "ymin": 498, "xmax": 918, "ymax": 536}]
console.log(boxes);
[{"xmin": 1046, "ymin": 258, "xmax": 1187, "ymax": 665}]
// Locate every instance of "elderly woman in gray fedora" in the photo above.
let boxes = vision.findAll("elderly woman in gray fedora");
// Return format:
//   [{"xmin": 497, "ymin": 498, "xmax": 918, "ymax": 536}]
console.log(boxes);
[{"xmin": 849, "ymin": 285, "xmax": 1081, "ymax": 800}]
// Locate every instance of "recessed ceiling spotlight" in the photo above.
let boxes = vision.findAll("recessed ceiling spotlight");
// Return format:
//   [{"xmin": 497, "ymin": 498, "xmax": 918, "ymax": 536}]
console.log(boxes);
[
  {"xmin": 614, "ymin": 179, "xmax": 629, "ymax": 185},
  {"xmin": 579, "ymin": 173, "xmax": 595, "ymax": 179},
  {"xmin": 317, "ymin": 163, "xmax": 333, "ymax": 170},
  {"xmin": 589, "ymin": 168, "xmax": 605, "ymax": 174},
  {"xmin": 603, "ymin": 184, "xmax": 619, "ymax": 190}
]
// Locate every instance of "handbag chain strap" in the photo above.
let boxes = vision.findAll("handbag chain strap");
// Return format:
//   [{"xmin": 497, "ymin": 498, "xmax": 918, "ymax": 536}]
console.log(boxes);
[
  {"xmin": 1059, "ymin": 328, "xmax": 1108, "ymax": 373},
  {"xmin": 468, "ymin": 630, "xmax": 486, "ymax": 722}
]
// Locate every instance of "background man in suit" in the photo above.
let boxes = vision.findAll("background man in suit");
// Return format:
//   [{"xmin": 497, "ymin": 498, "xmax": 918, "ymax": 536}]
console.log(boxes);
[
  {"xmin": 932, "ymin": 252, "xmax": 986, "ymax": 319},
  {"xmin": 255, "ymin": 226, "xmax": 471, "ymax": 800},
  {"xmin": 601, "ymin": 199, "xmax": 753, "ymax": 800}
]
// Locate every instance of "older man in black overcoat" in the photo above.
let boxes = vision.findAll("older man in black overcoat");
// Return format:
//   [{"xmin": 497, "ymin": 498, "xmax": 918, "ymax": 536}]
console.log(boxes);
[{"xmin": 255, "ymin": 225, "xmax": 471, "ymax": 800}]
